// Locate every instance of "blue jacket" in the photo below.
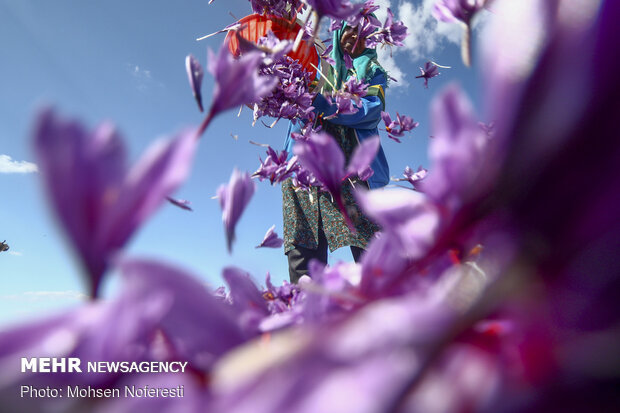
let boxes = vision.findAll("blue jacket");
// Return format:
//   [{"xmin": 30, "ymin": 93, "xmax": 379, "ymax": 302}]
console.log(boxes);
[{"xmin": 283, "ymin": 69, "xmax": 389, "ymax": 189}]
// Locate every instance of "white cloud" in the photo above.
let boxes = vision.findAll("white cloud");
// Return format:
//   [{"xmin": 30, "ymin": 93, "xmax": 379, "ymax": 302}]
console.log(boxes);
[
  {"xmin": 0, "ymin": 154, "xmax": 38, "ymax": 174},
  {"xmin": 127, "ymin": 63, "xmax": 163, "ymax": 91},
  {"xmin": 8, "ymin": 251, "xmax": 23, "ymax": 257},
  {"xmin": 133, "ymin": 65, "xmax": 151, "ymax": 79},
  {"xmin": 397, "ymin": 0, "xmax": 462, "ymax": 61},
  {"xmin": 377, "ymin": 46, "xmax": 408, "ymax": 87}
]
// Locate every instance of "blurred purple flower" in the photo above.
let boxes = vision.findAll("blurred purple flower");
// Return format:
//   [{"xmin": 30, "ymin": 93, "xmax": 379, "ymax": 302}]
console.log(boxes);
[
  {"xmin": 344, "ymin": 0, "xmax": 381, "ymax": 35},
  {"xmin": 293, "ymin": 131, "xmax": 345, "ymax": 196},
  {"xmin": 293, "ymin": 131, "xmax": 355, "ymax": 228},
  {"xmin": 346, "ymin": 135, "xmax": 380, "ymax": 180},
  {"xmin": 0, "ymin": 257, "xmax": 246, "ymax": 411},
  {"xmin": 415, "ymin": 61, "xmax": 440, "ymax": 88},
  {"xmin": 419, "ymin": 84, "xmax": 488, "ymax": 212},
  {"xmin": 263, "ymin": 273, "xmax": 303, "ymax": 314},
  {"xmin": 306, "ymin": 0, "xmax": 360, "ymax": 21},
  {"xmin": 199, "ymin": 44, "xmax": 278, "ymax": 135},
  {"xmin": 185, "ymin": 54, "xmax": 204, "ymax": 112},
  {"xmin": 256, "ymin": 225, "xmax": 284, "ymax": 249},
  {"xmin": 217, "ymin": 168, "xmax": 256, "ymax": 252},
  {"xmin": 119, "ymin": 258, "xmax": 247, "ymax": 368},
  {"xmin": 432, "ymin": 0, "xmax": 487, "ymax": 66},
  {"xmin": 432, "ymin": 0, "xmax": 487, "ymax": 26},
  {"xmin": 402, "ymin": 166, "xmax": 428, "ymax": 190},
  {"xmin": 33, "ymin": 109, "xmax": 197, "ymax": 297},
  {"xmin": 223, "ymin": 267, "xmax": 270, "ymax": 335}
]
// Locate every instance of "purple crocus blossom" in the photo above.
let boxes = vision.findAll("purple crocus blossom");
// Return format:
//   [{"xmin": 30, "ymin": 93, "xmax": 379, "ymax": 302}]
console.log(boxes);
[
  {"xmin": 217, "ymin": 168, "xmax": 256, "ymax": 252},
  {"xmin": 366, "ymin": 8, "xmax": 408, "ymax": 48},
  {"xmin": 416, "ymin": 61, "xmax": 440, "ymax": 88},
  {"xmin": 185, "ymin": 54, "xmax": 204, "ymax": 112},
  {"xmin": 33, "ymin": 109, "xmax": 197, "ymax": 298},
  {"xmin": 199, "ymin": 43, "xmax": 278, "ymax": 136},
  {"xmin": 381, "ymin": 111, "xmax": 419, "ymax": 141},
  {"xmin": 256, "ymin": 225, "xmax": 284, "ymax": 249},
  {"xmin": 400, "ymin": 165, "xmax": 428, "ymax": 190}
]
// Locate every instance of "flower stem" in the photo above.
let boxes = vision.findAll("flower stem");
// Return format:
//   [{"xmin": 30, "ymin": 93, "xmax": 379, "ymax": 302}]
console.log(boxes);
[
  {"xmin": 461, "ymin": 23, "xmax": 472, "ymax": 67},
  {"xmin": 197, "ymin": 111, "xmax": 213, "ymax": 138}
]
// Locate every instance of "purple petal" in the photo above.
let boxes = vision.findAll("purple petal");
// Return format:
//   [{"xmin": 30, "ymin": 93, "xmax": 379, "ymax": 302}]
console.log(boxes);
[
  {"xmin": 419, "ymin": 84, "xmax": 486, "ymax": 210},
  {"xmin": 223, "ymin": 267, "xmax": 269, "ymax": 335},
  {"xmin": 217, "ymin": 168, "xmax": 256, "ymax": 252},
  {"xmin": 347, "ymin": 136, "xmax": 380, "ymax": 178},
  {"xmin": 356, "ymin": 187, "xmax": 428, "ymax": 230},
  {"xmin": 98, "ymin": 128, "xmax": 197, "ymax": 260},
  {"xmin": 185, "ymin": 54, "xmax": 204, "ymax": 112},
  {"xmin": 256, "ymin": 225, "xmax": 284, "ymax": 249},
  {"xmin": 201, "ymin": 44, "xmax": 277, "ymax": 134},
  {"xmin": 119, "ymin": 258, "xmax": 247, "ymax": 368},
  {"xmin": 167, "ymin": 197, "xmax": 193, "ymax": 211},
  {"xmin": 293, "ymin": 131, "xmax": 345, "ymax": 197}
]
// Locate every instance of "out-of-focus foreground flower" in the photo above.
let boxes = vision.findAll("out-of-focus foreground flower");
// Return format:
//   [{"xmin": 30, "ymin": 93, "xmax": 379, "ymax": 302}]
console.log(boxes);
[
  {"xmin": 33, "ymin": 109, "xmax": 197, "ymax": 298},
  {"xmin": 1, "ymin": 1, "xmax": 619, "ymax": 412}
]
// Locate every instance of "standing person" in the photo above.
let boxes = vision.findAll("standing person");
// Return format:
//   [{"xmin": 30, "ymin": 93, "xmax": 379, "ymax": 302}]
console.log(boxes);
[{"xmin": 282, "ymin": 22, "xmax": 390, "ymax": 283}]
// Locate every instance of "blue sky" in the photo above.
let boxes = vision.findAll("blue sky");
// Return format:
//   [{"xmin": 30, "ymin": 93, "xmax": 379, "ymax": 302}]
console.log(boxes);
[{"xmin": 0, "ymin": 0, "xmax": 484, "ymax": 326}]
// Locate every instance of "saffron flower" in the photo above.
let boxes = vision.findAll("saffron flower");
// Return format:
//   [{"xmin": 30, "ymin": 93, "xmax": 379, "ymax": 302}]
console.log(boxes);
[
  {"xmin": 381, "ymin": 111, "xmax": 419, "ymax": 142},
  {"xmin": 199, "ymin": 43, "xmax": 278, "ymax": 136},
  {"xmin": 33, "ymin": 109, "xmax": 197, "ymax": 297},
  {"xmin": 415, "ymin": 61, "xmax": 440, "ymax": 88},
  {"xmin": 256, "ymin": 225, "xmax": 284, "ymax": 249},
  {"xmin": 185, "ymin": 54, "xmax": 204, "ymax": 112},
  {"xmin": 366, "ymin": 8, "xmax": 408, "ymax": 48},
  {"xmin": 217, "ymin": 168, "xmax": 256, "ymax": 252},
  {"xmin": 393, "ymin": 166, "xmax": 428, "ymax": 190},
  {"xmin": 253, "ymin": 146, "xmax": 299, "ymax": 185}
]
